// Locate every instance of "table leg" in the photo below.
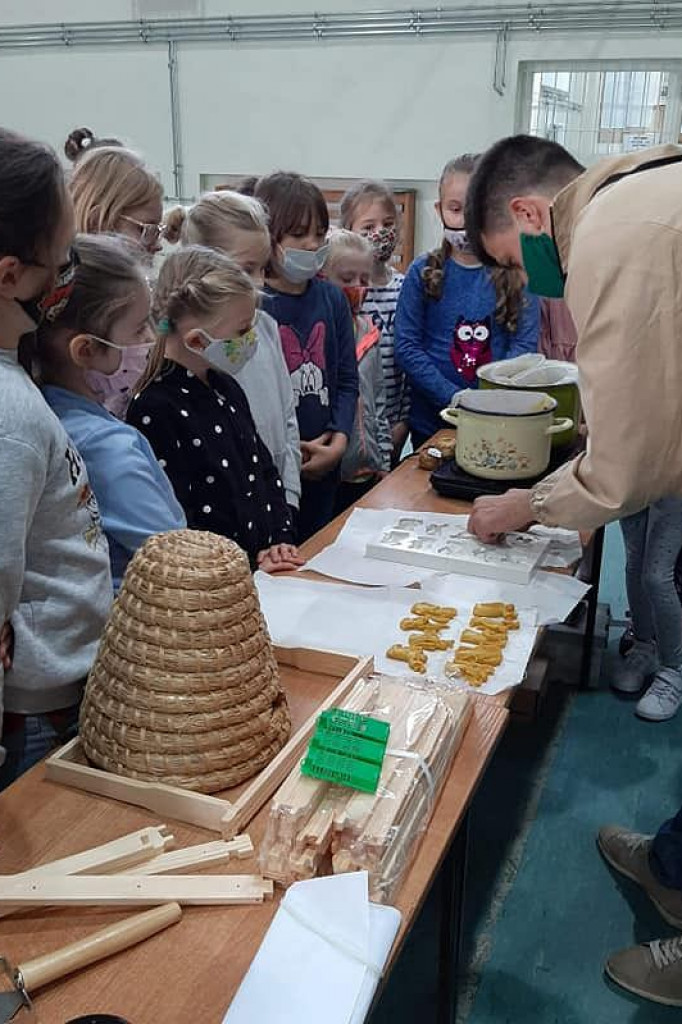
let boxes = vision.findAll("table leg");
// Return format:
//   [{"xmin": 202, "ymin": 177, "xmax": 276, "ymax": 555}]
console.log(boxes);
[
  {"xmin": 437, "ymin": 810, "xmax": 470, "ymax": 1024},
  {"xmin": 578, "ymin": 525, "xmax": 605, "ymax": 690}
]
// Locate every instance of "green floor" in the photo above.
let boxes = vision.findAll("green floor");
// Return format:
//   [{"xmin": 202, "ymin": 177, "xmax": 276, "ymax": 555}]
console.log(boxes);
[{"xmin": 371, "ymin": 524, "xmax": 682, "ymax": 1022}]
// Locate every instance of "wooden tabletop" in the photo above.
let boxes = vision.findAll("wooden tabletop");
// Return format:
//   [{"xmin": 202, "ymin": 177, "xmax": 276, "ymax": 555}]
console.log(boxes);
[{"xmin": 0, "ymin": 434, "xmax": 511, "ymax": 1023}]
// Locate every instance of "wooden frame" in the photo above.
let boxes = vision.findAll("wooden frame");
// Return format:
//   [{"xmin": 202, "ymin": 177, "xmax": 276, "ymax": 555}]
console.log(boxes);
[{"xmin": 45, "ymin": 647, "xmax": 373, "ymax": 838}]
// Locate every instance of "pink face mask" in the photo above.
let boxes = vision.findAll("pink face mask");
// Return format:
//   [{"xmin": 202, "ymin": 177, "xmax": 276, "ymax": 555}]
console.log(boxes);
[{"xmin": 85, "ymin": 339, "xmax": 154, "ymax": 419}]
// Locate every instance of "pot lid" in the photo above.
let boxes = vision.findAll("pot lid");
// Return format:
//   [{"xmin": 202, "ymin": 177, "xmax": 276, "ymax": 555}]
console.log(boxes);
[{"xmin": 452, "ymin": 389, "xmax": 557, "ymax": 416}]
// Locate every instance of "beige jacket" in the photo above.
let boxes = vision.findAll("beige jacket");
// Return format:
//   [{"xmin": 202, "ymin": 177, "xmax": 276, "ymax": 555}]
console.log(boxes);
[{"xmin": 530, "ymin": 145, "xmax": 682, "ymax": 530}]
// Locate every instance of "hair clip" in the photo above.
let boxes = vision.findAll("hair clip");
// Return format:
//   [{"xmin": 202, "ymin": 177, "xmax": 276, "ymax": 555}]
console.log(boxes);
[{"xmin": 157, "ymin": 317, "xmax": 171, "ymax": 334}]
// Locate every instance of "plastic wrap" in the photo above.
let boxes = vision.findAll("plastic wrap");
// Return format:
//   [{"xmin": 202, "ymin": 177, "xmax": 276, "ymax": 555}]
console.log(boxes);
[{"xmin": 260, "ymin": 674, "xmax": 472, "ymax": 903}]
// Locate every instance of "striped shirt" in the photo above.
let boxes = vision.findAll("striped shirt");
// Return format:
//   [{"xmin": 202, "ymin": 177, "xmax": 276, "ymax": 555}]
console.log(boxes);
[{"xmin": 361, "ymin": 270, "xmax": 409, "ymax": 426}]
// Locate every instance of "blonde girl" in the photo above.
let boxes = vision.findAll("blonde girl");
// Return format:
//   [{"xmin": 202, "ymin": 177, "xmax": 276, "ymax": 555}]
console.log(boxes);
[
  {"xmin": 66, "ymin": 133, "xmax": 165, "ymax": 259},
  {"xmin": 129, "ymin": 246, "xmax": 304, "ymax": 574},
  {"xmin": 340, "ymin": 180, "xmax": 408, "ymax": 460},
  {"xmin": 395, "ymin": 155, "xmax": 540, "ymax": 448},
  {"xmin": 165, "ymin": 191, "xmax": 301, "ymax": 513},
  {"xmin": 38, "ymin": 233, "xmax": 185, "ymax": 591}
]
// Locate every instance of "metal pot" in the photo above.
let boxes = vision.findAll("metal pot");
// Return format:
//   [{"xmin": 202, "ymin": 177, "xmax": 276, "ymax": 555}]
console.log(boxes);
[
  {"xmin": 477, "ymin": 359, "xmax": 581, "ymax": 448},
  {"xmin": 440, "ymin": 389, "xmax": 573, "ymax": 480}
]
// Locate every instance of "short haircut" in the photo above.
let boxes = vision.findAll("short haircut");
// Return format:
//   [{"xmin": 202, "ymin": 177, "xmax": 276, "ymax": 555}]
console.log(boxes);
[
  {"xmin": 0, "ymin": 128, "xmax": 64, "ymax": 264},
  {"xmin": 254, "ymin": 172, "xmax": 329, "ymax": 243},
  {"xmin": 465, "ymin": 135, "xmax": 584, "ymax": 264}
]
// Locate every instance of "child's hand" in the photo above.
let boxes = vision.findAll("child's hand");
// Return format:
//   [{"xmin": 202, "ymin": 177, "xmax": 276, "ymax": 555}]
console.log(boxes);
[
  {"xmin": 257, "ymin": 544, "xmax": 307, "ymax": 574},
  {"xmin": 301, "ymin": 432, "xmax": 347, "ymax": 481},
  {"xmin": 0, "ymin": 620, "xmax": 14, "ymax": 671},
  {"xmin": 391, "ymin": 421, "xmax": 409, "ymax": 459}
]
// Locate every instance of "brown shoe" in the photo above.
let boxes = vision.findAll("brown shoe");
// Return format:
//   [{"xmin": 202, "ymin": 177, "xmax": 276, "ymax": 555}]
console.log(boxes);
[
  {"xmin": 597, "ymin": 825, "xmax": 682, "ymax": 929},
  {"xmin": 606, "ymin": 936, "xmax": 682, "ymax": 1007}
]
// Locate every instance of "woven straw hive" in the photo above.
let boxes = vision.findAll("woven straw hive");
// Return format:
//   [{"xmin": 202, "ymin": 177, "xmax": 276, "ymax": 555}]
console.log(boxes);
[{"xmin": 79, "ymin": 529, "xmax": 291, "ymax": 793}]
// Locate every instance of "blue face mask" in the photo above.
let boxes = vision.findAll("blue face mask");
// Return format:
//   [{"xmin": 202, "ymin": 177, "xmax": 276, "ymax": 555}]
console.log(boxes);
[
  {"xmin": 280, "ymin": 244, "xmax": 330, "ymax": 284},
  {"xmin": 519, "ymin": 232, "xmax": 566, "ymax": 298}
]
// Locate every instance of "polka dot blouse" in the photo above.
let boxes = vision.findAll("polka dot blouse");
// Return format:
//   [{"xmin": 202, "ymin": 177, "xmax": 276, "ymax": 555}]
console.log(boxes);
[{"xmin": 128, "ymin": 362, "xmax": 295, "ymax": 565}]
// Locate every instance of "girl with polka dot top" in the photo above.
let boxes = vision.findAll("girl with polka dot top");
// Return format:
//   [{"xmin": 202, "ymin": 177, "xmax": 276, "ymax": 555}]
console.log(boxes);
[{"xmin": 128, "ymin": 246, "xmax": 305, "ymax": 574}]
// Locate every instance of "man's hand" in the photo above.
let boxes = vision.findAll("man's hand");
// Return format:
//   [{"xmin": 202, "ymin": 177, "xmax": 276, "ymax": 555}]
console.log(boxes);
[
  {"xmin": 0, "ymin": 621, "xmax": 14, "ymax": 671},
  {"xmin": 300, "ymin": 431, "xmax": 347, "ymax": 482},
  {"xmin": 257, "ymin": 543, "xmax": 306, "ymax": 574},
  {"xmin": 468, "ymin": 489, "xmax": 536, "ymax": 543}
]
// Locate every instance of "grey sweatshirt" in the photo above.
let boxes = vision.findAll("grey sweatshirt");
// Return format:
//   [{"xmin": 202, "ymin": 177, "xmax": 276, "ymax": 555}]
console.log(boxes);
[
  {"xmin": 0, "ymin": 348, "xmax": 112, "ymax": 725},
  {"xmin": 235, "ymin": 310, "xmax": 302, "ymax": 509}
]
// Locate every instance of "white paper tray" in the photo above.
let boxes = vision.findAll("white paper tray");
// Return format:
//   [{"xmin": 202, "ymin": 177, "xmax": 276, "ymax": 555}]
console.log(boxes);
[{"xmin": 365, "ymin": 516, "xmax": 550, "ymax": 585}]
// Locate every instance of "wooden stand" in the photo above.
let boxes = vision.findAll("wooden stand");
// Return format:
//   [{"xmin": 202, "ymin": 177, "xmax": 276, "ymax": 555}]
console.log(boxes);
[{"xmin": 45, "ymin": 647, "xmax": 373, "ymax": 837}]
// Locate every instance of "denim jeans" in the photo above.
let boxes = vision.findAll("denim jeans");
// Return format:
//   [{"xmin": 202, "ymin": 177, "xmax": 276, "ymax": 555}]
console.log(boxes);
[
  {"xmin": 620, "ymin": 497, "xmax": 682, "ymax": 667},
  {"xmin": 651, "ymin": 802, "xmax": 682, "ymax": 890},
  {"xmin": 0, "ymin": 704, "xmax": 80, "ymax": 793}
]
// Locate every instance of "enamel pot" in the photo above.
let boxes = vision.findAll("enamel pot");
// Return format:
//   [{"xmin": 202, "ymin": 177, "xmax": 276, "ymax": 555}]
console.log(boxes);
[{"xmin": 440, "ymin": 389, "xmax": 573, "ymax": 481}]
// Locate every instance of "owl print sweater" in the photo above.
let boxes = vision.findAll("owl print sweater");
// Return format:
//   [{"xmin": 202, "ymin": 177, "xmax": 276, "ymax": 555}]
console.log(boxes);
[
  {"xmin": 394, "ymin": 256, "xmax": 540, "ymax": 439},
  {"xmin": 263, "ymin": 278, "xmax": 359, "ymax": 443}
]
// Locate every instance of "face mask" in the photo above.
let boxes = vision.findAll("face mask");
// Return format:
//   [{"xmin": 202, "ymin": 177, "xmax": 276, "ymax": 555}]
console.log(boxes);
[
  {"xmin": 519, "ymin": 232, "xmax": 566, "ymax": 298},
  {"xmin": 280, "ymin": 244, "xmax": 330, "ymax": 284},
  {"xmin": 341, "ymin": 284, "xmax": 368, "ymax": 315},
  {"xmin": 17, "ymin": 248, "xmax": 79, "ymax": 327},
  {"xmin": 85, "ymin": 339, "xmax": 154, "ymax": 419},
  {"xmin": 360, "ymin": 225, "xmax": 397, "ymax": 264},
  {"xmin": 193, "ymin": 326, "xmax": 259, "ymax": 375},
  {"xmin": 443, "ymin": 227, "xmax": 474, "ymax": 256}
]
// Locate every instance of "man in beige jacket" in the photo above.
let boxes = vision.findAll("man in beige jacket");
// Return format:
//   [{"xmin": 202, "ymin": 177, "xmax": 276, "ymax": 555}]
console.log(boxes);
[
  {"xmin": 465, "ymin": 136, "xmax": 682, "ymax": 540},
  {"xmin": 465, "ymin": 135, "xmax": 682, "ymax": 1008}
]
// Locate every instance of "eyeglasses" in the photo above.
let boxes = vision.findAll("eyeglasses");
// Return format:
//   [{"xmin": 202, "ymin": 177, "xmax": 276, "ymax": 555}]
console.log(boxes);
[{"xmin": 120, "ymin": 215, "xmax": 165, "ymax": 249}]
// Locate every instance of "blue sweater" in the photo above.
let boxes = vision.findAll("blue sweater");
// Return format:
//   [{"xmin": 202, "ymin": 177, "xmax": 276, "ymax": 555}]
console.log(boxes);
[
  {"xmin": 394, "ymin": 256, "xmax": 540, "ymax": 438},
  {"xmin": 43, "ymin": 386, "xmax": 186, "ymax": 590},
  {"xmin": 263, "ymin": 278, "xmax": 359, "ymax": 442}
]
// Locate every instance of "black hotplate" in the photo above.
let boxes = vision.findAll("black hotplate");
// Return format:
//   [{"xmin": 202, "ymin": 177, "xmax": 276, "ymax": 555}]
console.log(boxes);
[{"xmin": 430, "ymin": 440, "xmax": 582, "ymax": 502}]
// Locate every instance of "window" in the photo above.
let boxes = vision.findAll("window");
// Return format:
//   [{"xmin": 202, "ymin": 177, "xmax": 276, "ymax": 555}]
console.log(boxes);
[{"xmin": 519, "ymin": 62, "xmax": 682, "ymax": 164}]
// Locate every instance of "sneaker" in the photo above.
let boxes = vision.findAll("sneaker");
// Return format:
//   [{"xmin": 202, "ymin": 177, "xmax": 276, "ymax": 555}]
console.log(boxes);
[
  {"xmin": 611, "ymin": 639, "xmax": 658, "ymax": 694},
  {"xmin": 597, "ymin": 825, "xmax": 682, "ymax": 928},
  {"xmin": 605, "ymin": 935, "xmax": 682, "ymax": 1007},
  {"xmin": 636, "ymin": 667, "xmax": 682, "ymax": 722}
]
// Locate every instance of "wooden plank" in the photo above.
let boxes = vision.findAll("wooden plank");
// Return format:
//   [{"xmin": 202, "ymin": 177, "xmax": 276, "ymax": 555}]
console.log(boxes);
[
  {"xmin": 0, "ymin": 875, "xmax": 273, "ymax": 908},
  {"xmin": 118, "ymin": 837, "xmax": 253, "ymax": 875},
  {"xmin": 9, "ymin": 827, "xmax": 174, "ymax": 882},
  {"xmin": 44, "ymin": 741, "xmax": 231, "ymax": 832},
  {"xmin": 220, "ymin": 655, "xmax": 373, "ymax": 838}
]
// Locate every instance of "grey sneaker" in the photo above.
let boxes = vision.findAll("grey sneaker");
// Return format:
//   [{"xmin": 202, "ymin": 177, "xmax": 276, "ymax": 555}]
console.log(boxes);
[
  {"xmin": 605, "ymin": 935, "xmax": 682, "ymax": 1007},
  {"xmin": 597, "ymin": 825, "xmax": 682, "ymax": 928},
  {"xmin": 636, "ymin": 667, "xmax": 682, "ymax": 722},
  {"xmin": 611, "ymin": 639, "xmax": 658, "ymax": 694}
]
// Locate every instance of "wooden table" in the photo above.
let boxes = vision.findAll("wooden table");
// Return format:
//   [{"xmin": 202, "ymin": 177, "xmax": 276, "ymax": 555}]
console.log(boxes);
[{"xmin": 0, "ymin": 446, "xmax": 511, "ymax": 1024}]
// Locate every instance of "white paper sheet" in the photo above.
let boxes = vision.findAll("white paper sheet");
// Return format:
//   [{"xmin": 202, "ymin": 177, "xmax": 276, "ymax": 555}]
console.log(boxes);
[
  {"xmin": 256, "ymin": 573, "xmax": 542, "ymax": 696},
  {"xmin": 304, "ymin": 508, "xmax": 581, "ymax": 587},
  {"xmin": 222, "ymin": 872, "xmax": 401, "ymax": 1024}
]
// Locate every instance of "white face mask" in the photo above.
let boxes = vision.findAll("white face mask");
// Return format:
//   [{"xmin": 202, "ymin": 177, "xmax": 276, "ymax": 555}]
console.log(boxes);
[
  {"xmin": 190, "ymin": 325, "xmax": 259, "ymax": 375},
  {"xmin": 443, "ymin": 227, "xmax": 474, "ymax": 254},
  {"xmin": 280, "ymin": 244, "xmax": 330, "ymax": 284}
]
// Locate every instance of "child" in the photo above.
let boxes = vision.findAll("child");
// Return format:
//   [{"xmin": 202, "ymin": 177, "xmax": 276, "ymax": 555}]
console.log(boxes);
[
  {"xmin": 128, "ymin": 246, "xmax": 305, "ymax": 575},
  {"xmin": 0, "ymin": 129, "xmax": 112, "ymax": 787},
  {"xmin": 67, "ymin": 137, "xmax": 165, "ymax": 260},
  {"xmin": 613, "ymin": 500, "xmax": 682, "ymax": 721},
  {"xmin": 323, "ymin": 229, "xmax": 392, "ymax": 512},
  {"xmin": 395, "ymin": 154, "xmax": 540, "ymax": 449},
  {"xmin": 254, "ymin": 172, "xmax": 359, "ymax": 541},
  {"xmin": 39, "ymin": 233, "xmax": 186, "ymax": 591},
  {"xmin": 164, "ymin": 191, "xmax": 302, "ymax": 517},
  {"xmin": 340, "ymin": 180, "xmax": 408, "ymax": 462}
]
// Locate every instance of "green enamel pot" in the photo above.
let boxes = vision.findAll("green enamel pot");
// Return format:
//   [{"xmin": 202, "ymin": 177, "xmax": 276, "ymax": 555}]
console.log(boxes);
[{"xmin": 477, "ymin": 360, "xmax": 581, "ymax": 448}]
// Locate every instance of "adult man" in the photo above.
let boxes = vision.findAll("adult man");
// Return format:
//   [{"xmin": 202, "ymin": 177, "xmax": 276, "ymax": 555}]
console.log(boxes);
[{"xmin": 464, "ymin": 135, "xmax": 682, "ymax": 542}]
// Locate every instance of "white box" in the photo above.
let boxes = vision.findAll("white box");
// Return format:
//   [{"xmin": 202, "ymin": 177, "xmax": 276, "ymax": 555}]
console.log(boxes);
[{"xmin": 365, "ymin": 516, "xmax": 550, "ymax": 586}]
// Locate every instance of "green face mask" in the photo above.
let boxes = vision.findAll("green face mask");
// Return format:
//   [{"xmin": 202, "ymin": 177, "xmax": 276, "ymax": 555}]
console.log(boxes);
[{"xmin": 519, "ymin": 232, "xmax": 566, "ymax": 298}]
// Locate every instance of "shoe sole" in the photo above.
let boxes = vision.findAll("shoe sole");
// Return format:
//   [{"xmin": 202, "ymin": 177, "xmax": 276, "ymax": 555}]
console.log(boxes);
[
  {"xmin": 596, "ymin": 836, "xmax": 682, "ymax": 929},
  {"xmin": 635, "ymin": 708, "xmax": 679, "ymax": 722},
  {"xmin": 604, "ymin": 962, "xmax": 682, "ymax": 1007}
]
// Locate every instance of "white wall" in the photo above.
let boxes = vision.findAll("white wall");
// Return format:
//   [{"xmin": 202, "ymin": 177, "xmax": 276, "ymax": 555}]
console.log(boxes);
[{"xmin": 1, "ymin": 2, "xmax": 682, "ymax": 253}]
